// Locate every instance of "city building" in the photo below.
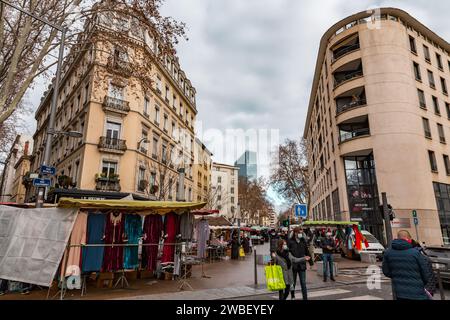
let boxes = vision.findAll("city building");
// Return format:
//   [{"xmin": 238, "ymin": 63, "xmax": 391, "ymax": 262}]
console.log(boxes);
[
  {"xmin": 211, "ymin": 162, "xmax": 239, "ymax": 221},
  {"xmin": 235, "ymin": 151, "xmax": 257, "ymax": 181},
  {"xmin": 29, "ymin": 9, "xmax": 201, "ymax": 202},
  {"xmin": 193, "ymin": 138, "xmax": 213, "ymax": 202},
  {"xmin": 304, "ymin": 8, "xmax": 450, "ymax": 245},
  {"xmin": 0, "ymin": 135, "xmax": 33, "ymax": 203}
]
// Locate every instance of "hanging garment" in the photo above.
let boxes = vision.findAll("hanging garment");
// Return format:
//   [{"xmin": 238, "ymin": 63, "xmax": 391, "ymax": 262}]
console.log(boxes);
[
  {"xmin": 352, "ymin": 225, "xmax": 363, "ymax": 251},
  {"xmin": 123, "ymin": 215, "xmax": 142, "ymax": 270},
  {"xmin": 196, "ymin": 219, "xmax": 210, "ymax": 259},
  {"xmin": 102, "ymin": 212, "xmax": 125, "ymax": 272},
  {"xmin": 64, "ymin": 212, "xmax": 87, "ymax": 285},
  {"xmin": 142, "ymin": 214, "xmax": 163, "ymax": 271},
  {"xmin": 82, "ymin": 213, "xmax": 106, "ymax": 273},
  {"xmin": 179, "ymin": 212, "xmax": 194, "ymax": 240},
  {"xmin": 161, "ymin": 212, "xmax": 180, "ymax": 263}
]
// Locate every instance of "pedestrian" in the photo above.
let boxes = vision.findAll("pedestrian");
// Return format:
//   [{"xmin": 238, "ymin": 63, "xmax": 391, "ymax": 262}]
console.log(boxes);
[
  {"xmin": 272, "ymin": 239, "xmax": 310, "ymax": 300},
  {"xmin": 230, "ymin": 233, "xmax": 239, "ymax": 260},
  {"xmin": 321, "ymin": 232, "xmax": 336, "ymax": 282},
  {"xmin": 288, "ymin": 227, "xmax": 312, "ymax": 300},
  {"xmin": 382, "ymin": 230, "xmax": 431, "ymax": 300},
  {"xmin": 269, "ymin": 231, "xmax": 278, "ymax": 253},
  {"xmin": 411, "ymin": 240, "xmax": 437, "ymax": 299}
]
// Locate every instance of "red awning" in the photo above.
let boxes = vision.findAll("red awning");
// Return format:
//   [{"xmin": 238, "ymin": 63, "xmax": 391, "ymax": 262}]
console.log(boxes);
[{"xmin": 191, "ymin": 209, "xmax": 220, "ymax": 216}]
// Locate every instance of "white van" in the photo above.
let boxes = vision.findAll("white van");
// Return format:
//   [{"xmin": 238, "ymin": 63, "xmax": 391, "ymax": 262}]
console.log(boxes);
[{"xmin": 355, "ymin": 231, "xmax": 385, "ymax": 260}]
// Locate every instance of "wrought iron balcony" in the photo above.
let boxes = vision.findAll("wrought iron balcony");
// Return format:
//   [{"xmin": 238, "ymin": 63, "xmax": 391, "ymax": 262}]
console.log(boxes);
[
  {"xmin": 95, "ymin": 177, "xmax": 121, "ymax": 192},
  {"xmin": 98, "ymin": 137, "xmax": 127, "ymax": 154},
  {"xmin": 107, "ymin": 56, "xmax": 132, "ymax": 77},
  {"xmin": 102, "ymin": 96, "xmax": 130, "ymax": 114}
]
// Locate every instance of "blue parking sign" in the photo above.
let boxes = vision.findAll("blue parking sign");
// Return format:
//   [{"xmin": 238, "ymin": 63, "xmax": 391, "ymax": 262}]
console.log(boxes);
[{"xmin": 295, "ymin": 204, "xmax": 308, "ymax": 219}]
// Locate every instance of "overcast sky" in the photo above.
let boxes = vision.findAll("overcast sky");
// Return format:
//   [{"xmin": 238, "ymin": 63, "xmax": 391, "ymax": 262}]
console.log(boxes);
[{"xmin": 23, "ymin": 0, "xmax": 450, "ymax": 209}]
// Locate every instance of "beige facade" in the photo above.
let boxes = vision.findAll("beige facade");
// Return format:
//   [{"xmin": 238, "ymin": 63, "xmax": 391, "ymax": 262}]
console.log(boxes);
[
  {"xmin": 31, "ymin": 13, "xmax": 204, "ymax": 202},
  {"xmin": 211, "ymin": 163, "xmax": 239, "ymax": 221},
  {"xmin": 193, "ymin": 138, "xmax": 213, "ymax": 202},
  {"xmin": 304, "ymin": 8, "xmax": 450, "ymax": 246},
  {"xmin": 0, "ymin": 135, "xmax": 33, "ymax": 203}
]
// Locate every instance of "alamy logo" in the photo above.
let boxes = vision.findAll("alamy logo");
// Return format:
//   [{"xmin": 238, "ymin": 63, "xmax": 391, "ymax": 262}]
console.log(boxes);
[
  {"xmin": 366, "ymin": 7, "xmax": 382, "ymax": 30},
  {"xmin": 366, "ymin": 265, "xmax": 382, "ymax": 290}
]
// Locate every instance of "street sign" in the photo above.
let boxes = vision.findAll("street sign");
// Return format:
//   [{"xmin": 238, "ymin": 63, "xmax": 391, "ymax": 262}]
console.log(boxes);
[
  {"xmin": 412, "ymin": 210, "xmax": 417, "ymax": 218},
  {"xmin": 40, "ymin": 165, "xmax": 56, "ymax": 175},
  {"xmin": 33, "ymin": 178, "xmax": 51, "ymax": 187},
  {"xmin": 30, "ymin": 173, "xmax": 39, "ymax": 179},
  {"xmin": 295, "ymin": 204, "xmax": 308, "ymax": 219},
  {"xmin": 413, "ymin": 217, "xmax": 419, "ymax": 225}
]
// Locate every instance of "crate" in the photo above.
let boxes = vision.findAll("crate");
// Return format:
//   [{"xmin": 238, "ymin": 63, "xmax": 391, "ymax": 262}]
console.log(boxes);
[
  {"xmin": 138, "ymin": 269, "xmax": 155, "ymax": 279},
  {"xmin": 125, "ymin": 270, "xmax": 138, "ymax": 281},
  {"xmin": 163, "ymin": 271, "xmax": 173, "ymax": 281},
  {"xmin": 96, "ymin": 272, "xmax": 114, "ymax": 288}
]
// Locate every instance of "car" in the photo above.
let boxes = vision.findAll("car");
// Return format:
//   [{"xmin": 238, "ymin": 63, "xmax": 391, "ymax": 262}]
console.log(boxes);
[
  {"xmin": 340, "ymin": 230, "xmax": 385, "ymax": 260},
  {"xmin": 423, "ymin": 246, "xmax": 450, "ymax": 283}
]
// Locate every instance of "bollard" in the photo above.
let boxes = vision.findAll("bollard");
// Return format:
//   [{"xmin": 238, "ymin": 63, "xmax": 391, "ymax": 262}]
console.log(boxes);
[{"xmin": 254, "ymin": 249, "xmax": 258, "ymax": 285}]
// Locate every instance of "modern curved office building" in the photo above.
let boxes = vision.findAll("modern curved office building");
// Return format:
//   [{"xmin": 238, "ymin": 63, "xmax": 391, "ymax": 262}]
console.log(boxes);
[{"xmin": 304, "ymin": 8, "xmax": 450, "ymax": 245}]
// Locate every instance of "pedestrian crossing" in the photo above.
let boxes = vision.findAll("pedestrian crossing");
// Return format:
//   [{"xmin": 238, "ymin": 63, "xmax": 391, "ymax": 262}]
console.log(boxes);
[{"xmin": 271, "ymin": 286, "xmax": 386, "ymax": 300}]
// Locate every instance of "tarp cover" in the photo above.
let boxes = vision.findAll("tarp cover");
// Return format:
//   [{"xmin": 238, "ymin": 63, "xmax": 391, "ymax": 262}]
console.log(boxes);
[
  {"xmin": 58, "ymin": 198, "xmax": 206, "ymax": 214},
  {"xmin": 0, "ymin": 205, "xmax": 78, "ymax": 287}
]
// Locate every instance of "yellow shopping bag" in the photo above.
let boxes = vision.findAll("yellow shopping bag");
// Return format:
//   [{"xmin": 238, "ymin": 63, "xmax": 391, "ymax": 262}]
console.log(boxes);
[
  {"xmin": 265, "ymin": 264, "xmax": 286, "ymax": 291},
  {"xmin": 239, "ymin": 247, "xmax": 245, "ymax": 257}
]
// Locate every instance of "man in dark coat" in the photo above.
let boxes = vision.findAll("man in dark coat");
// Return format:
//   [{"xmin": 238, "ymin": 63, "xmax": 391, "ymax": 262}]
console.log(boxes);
[
  {"xmin": 288, "ymin": 227, "xmax": 312, "ymax": 300},
  {"xmin": 321, "ymin": 232, "xmax": 336, "ymax": 282},
  {"xmin": 382, "ymin": 230, "xmax": 431, "ymax": 300}
]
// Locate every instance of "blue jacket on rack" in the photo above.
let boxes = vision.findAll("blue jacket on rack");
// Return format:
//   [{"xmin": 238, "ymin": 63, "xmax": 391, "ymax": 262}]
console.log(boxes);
[{"xmin": 382, "ymin": 239, "xmax": 431, "ymax": 300}]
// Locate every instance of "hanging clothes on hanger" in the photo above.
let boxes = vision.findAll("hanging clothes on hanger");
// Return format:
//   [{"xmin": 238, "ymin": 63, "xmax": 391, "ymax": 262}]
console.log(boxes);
[
  {"xmin": 102, "ymin": 212, "xmax": 126, "ymax": 272},
  {"xmin": 196, "ymin": 218, "xmax": 210, "ymax": 259},
  {"xmin": 65, "ymin": 211, "xmax": 88, "ymax": 277},
  {"xmin": 123, "ymin": 214, "xmax": 142, "ymax": 270},
  {"xmin": 179, "ymin": 211, "xmax": 194, "ymax": 241},
  {"xmin": 82, "ymin": 213, "xmax": 106, "ymax": 273},
  {"xmin": 161, "ymin": 212, "xmax": 180, "ymax": 263},
  {"xmin": 142, "ymin": 214, "xmax": 163, "ymax": 271}
]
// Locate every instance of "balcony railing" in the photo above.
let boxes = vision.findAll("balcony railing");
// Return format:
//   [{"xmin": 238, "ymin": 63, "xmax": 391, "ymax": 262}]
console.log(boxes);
[
  {"xmin": 339, "ymin": 127, "xmax": 370, "ymax": 143},
  {"xmin": 102, "ymin": 96, "xmax": 130, "ymax": 114},
  {"xmin": 95, "ymin": 177, "xmax": 121, "ymax": 192},
  {"xmin": 98, "ymin": 137, "xmax": 127, "ymax": 154},
  {"xmin": 336, "ymin": 98, "xmax": 367, "ymax": 115},
  {"xmin": 334, "ymin": 70, "xmax": 363, "ymax": 88},
  {"xmin": 107, "ymin": 56, "xmax": 132, "ymax": 77},
  {"xmin": 332, "ymin": 43, "xmax": 360, "ymax": 62}
]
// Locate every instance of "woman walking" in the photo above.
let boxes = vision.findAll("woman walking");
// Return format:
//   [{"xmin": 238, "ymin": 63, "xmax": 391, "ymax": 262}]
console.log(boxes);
[{"xmin": 272, "ymin": 239, "xmax": 310, "ymax": 300}]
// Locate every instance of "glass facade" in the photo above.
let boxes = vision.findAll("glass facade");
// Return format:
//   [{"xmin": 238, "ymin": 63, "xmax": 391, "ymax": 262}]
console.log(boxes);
[
  {"xmin": 344, "ymin": 154, "xmax": 383, "ymax": 238},
  {"xmin": 235, "ymin": 151, "xmax": 258, "ymax": 181},
  {"xmin": 433, "ymin": 182, "xmax": 450, "ymax": 245}
]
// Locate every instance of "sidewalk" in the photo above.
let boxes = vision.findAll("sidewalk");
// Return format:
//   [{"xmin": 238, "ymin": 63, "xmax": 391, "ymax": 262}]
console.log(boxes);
[{"xmin": 0, "ymin": 243, "xmax": 377, "ymax": 300}]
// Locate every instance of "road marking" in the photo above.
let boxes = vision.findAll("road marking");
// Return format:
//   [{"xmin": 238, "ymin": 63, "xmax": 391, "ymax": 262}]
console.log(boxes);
[
  {"xmin": 271, "ymin": 288, "xmax": 351, "ymax": 300},
  {"xmin": 339, "ymin": 295, "xmax": 383, "ymax": 300}
]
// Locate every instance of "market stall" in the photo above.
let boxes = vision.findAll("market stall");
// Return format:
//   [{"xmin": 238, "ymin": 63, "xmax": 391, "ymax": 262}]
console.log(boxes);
[{"xmin": 0, "ymin": 198, "xmax": 208, "ymax": 299}]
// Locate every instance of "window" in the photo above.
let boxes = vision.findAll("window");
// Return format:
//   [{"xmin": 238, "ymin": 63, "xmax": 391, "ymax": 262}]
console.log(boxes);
[
  {"xmin": 417, "ymin": 89, "xmax": 426, "ymax": 108},
  {"xmin": 154, "ymin": 105, "xmax": 160, "ymax": 124},
  {"xmin": 231, "ymin": 197, "xmax": 235, "ymax": 204},
  {"xmin": 436, "ymin": 53, "xmax": 443, "ymax": 70},
  {"xmin": 444, "ymin": 155, "xmax": 450, "ymax": 175},
  {"xmin": 423, "ymin": 118, "xmax": 432, "ymax": 138},
  {"xmin": 102, "ymin": 161, "xmax": 118, "ymax": 178},
  {"xmin": 141, "ymin": 129, "xmax": 148, "ymax": 153},
  {"xmin": 150, "ymin": 172, "xmax": 156, "ymax": 187},
  {"xmin": 144, "ymin": 97, "xmax": 150, "ymax": 116},
  {"xmin": 217, "ymin": 176, "xmax": 222, "ymax": 183},
  {"xmin": 428, "ymin": 70, "xmax": 435, "ymax": 88},
  {"xmin": 163, "ymin": 115, "xmax": 168, "ymax": 131},
  {"xmin": 165, "ymin": 86, "xmax": 170, "ymax": 101},
  {"xmin": 162, "ymin": 144, "xmax": 167, "ymax": 163},
  {"xmin": 173, "ymin": 95, "xmax": 177, "ymax": 109},
  {"xmin": 438, "ymin": 124, "xmax": 446, "ymax": 144},
  {"xmin": 409, "ymin": 36, "xmax": 417, "ymax": 53},
  {"xmin": 424, "ymin": 45, "xmax": 431, "ymax": 62},
  {"xmin": 231, "ymin": 187, "xmax": 235, "ymax": 194},
  {"xmin": 152, "ymin": 137, "xmax": 159, "ymax": 158},
  {"xmin": 138, "ymin": 167, "xmax": 146, "ymax": 191},
  {"xmin": 441, "ymin": 77, "xmax": 448, "ymax": 95},
  {"xmin": 106, "ymin": 121, "xmax": 121, "ymax": 141},
  {"xmin": 84, "ymin": 83, "xmax": 89, "ymax": 105},
  {"xmin": 428, "ymin": 150, "xmax": 438, "ymax": 172},
  {"xmin": 180, "ymin": 103, "xmax": 184, "ymax": 118},
  {"xmin": 446, "ymin": 103, "xmax": 450, "ymax": 119},
  {"xmin": 108, "ymin": 83, "xmax": 124, "ymax": 100},
  {"xmin": 171, "ymin": 122, "xmax": 176, "ymax": 138},
  {"xmin": 413, "ymin": 62, "xmax": 421, "ymax": 81},
  {"xmin": 433, "ymin": 96, "xmax": 440, "ymax": 115},
  {"xmin": 156, "ymin": 76, "xmax": 162, "ymax": 93}
]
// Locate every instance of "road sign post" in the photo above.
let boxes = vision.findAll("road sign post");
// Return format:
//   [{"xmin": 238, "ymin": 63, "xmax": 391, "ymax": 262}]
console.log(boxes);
[
  {"xmin": 295, "ymin": 204, "xmax": 308, "ymax": 219},
  {"xmin": 412, "ymin": 210, "xmax": 419, "ymax": 242}
]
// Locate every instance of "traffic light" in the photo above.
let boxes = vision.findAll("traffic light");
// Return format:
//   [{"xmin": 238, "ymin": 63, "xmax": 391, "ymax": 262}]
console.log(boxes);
[
  {"xmin": 282, "ymin": 220, "xmax": 289, "ymax": 227},
  {"xmin": 379, "ymin": 204, "xmax": 395, "ymax": 221}
]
